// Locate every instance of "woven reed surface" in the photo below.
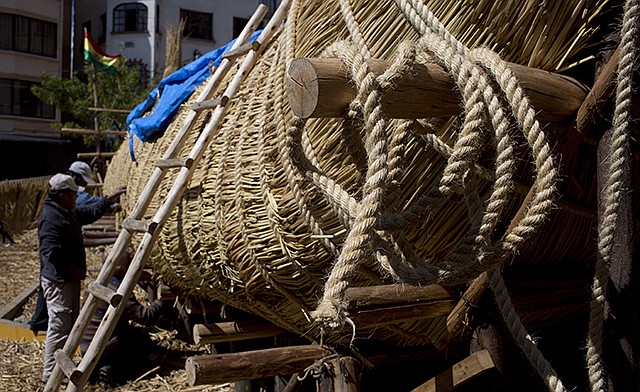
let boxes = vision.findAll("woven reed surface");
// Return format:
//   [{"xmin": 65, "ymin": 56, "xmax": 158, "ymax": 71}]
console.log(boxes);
[{"xmin": 105, "ymin": 0, "xmax": 609, "ymax": 345}]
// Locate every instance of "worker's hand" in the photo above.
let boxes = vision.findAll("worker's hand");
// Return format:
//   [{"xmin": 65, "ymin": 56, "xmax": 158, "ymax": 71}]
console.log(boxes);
[
  {"xmin": 111, "ymin": 203, "xmax": 122, "ymax": 213},
  {"xmin": 106, "ymin": 186, "xmax": 127, "ymax": 202}
]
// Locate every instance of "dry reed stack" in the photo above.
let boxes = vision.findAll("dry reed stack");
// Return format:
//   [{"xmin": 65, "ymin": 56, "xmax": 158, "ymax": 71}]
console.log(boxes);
[
  {"xmin": 0, "ymin": 176, "xmax": 49, "ymax": 235},
  {"xmin": 105, "ymin": 0, "xmax": 637, "ymax": 389}
]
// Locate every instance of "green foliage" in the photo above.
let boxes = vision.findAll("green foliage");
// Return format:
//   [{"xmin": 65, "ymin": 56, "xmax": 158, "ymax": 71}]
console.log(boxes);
[{"xmin": 31, "ymin": 64, "xmax": 154, "ymax": 149}]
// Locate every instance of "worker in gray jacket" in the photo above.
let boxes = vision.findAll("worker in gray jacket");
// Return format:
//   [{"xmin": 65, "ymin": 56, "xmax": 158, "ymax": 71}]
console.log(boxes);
[{"xmin": 39, "ymin": 173, "xmax": 124, "ymax": 383}]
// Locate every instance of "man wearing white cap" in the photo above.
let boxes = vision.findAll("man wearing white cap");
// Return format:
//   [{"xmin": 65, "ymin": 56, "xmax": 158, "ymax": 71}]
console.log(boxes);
[
  {"xmin": 67, "ymin": 161, "xmax": 122, "ymax": 207},
  {"xmin": 38, "ymin": 173, "xmax": 123, "ymax": 383}
]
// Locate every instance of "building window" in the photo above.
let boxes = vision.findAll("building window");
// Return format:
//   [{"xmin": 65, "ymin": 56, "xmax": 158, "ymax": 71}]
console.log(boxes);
[
  {"xmin": 0, "ymin": 79, "xmax": 55, "ymax": 119},
  {"xmin": 181, "ymin": 9, "xmax": 213, "ymax": 40},
  {"xmin": 98, "ymin": 13, "xmax": 107, "ymax": 44},
  {"xmin": 0, "ymin": 13, "xmax": 57, "ymax": 57},
  {"xmin": 233, "ymin": 17, "xmax": 249, "ymax": 39},
  {"xmin": 113, "ymin": 3, "xmax": 148, "ymax": 33}
]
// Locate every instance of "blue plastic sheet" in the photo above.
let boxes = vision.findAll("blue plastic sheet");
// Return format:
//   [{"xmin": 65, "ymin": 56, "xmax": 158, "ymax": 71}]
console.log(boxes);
[{"xmin": 126, "ymin": 30, "xmax": 262, "ymax": 161}]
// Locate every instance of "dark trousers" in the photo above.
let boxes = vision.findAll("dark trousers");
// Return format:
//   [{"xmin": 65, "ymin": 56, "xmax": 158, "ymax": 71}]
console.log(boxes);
[{"xmin": 29, "ymin": 285, "xmax": 49, "ymax": 332}]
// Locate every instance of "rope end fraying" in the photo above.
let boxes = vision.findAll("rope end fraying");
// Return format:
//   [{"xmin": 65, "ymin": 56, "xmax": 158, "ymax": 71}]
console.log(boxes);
[{"xmin": 311, "ymin": 298, "xmax": 349, "ymax": 332}]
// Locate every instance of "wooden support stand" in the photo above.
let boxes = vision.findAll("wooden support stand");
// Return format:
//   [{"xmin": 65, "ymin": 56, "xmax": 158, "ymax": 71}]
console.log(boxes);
[
  {"xmin": 185, "ymin": 345, "xmax": 332, "ymax": 386},
  {"xmin": 411, "ymin": 350, "xmax": 495, "ymax": 392},
  {"xmin": 193, "ymin": 319, "xmax": 286, "ymax": 344},
  {"xmin": 287, "ymin": 58, "xmax": 587, "ymax": 121},
  {"xmin": 319, "ymin": 356, "xmax": 361, "ymax": 392}
]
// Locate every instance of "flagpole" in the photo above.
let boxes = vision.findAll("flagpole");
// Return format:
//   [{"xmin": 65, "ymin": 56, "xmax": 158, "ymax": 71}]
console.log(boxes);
[{"xmin": 90, "ymin": 63, "xmax": 103, "ymax": 178}]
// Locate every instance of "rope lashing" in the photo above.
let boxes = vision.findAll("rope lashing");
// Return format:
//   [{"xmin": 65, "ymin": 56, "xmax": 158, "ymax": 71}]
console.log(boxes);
[
  {"xmin": 587, "ymin": 0, "xmax": 639, "ymax": 390},
  {"xmin": 294, "ymin": 0, "xmax": 559, "ymax": 338}
]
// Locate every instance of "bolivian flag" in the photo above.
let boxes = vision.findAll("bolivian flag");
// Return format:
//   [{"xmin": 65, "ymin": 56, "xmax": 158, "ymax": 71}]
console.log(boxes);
[{"xmin": 83, "ymin": 28, "xmax": 123, "ymax": 70}]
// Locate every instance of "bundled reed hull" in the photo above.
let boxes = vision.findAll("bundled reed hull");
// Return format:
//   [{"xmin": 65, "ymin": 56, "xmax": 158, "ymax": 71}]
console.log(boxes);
[{"xmin": 105, "ymin": 0, "xmax": 610, "ymax": 346}]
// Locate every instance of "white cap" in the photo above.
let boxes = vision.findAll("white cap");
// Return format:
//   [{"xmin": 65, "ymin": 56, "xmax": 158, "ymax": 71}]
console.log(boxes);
[
  {"xmin": 68, "ymin": 161, "xmax": 95, "ymax": 185},
  {"xmin": 49, "ymin": 173, "xmax": 79, "ymax": 192}
]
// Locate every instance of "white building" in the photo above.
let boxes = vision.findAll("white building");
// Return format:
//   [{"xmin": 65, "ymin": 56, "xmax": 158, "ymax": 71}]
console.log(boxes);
[
  {"xmin": 74, "ymin": 0, "xmax": 280, "ymax": 77},
  {"xmin": 0, "ymin": 0, "xmax": 72, "ymax": 179}
]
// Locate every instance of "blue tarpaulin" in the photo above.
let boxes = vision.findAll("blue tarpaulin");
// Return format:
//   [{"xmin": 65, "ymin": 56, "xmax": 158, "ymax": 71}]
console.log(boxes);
[{"xmin": 126, "ymin": 30, "xmax": 262, "ymax": 161}]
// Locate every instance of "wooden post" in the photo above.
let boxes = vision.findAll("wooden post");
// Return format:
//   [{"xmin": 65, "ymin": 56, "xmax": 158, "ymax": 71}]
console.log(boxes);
[
  {"xmin": 90, "ymin": 65, "xmax": 104, "ymax": 175},
  {"xmin": 287, "ymin": 58, "xmax": 587, "ymax": 121},
  {"xmin": 185, "ymin": 345, "xmax": 332, "ymax": 386},
  {"xmin": 597, "ymin": 128, "xmax": 637, "ymax": 392},
  {"xmin": 319, "ymin": 356, "xmax": 361, "ymax": 392}
]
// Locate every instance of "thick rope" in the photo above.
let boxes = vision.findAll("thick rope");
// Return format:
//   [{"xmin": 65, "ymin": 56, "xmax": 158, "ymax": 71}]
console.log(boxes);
[
  {"xmin": 296, "ymin": 0, "xmax": 560, "ymax": 335},
  {"xmin": 587, "ymin": 0, "xmax": 639, "ymax": 390}
]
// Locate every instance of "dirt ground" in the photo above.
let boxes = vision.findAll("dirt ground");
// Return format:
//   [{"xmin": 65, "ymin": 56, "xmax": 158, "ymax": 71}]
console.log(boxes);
[{"xmin": 0, "ymin": 229, "xmax": 233, "ymax": 392}]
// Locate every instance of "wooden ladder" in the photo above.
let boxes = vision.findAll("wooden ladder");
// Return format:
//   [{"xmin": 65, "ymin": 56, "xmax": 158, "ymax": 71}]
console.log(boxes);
[{"xmin": 44, "ymin": 1, "xmax": 291, "ymax": 390}]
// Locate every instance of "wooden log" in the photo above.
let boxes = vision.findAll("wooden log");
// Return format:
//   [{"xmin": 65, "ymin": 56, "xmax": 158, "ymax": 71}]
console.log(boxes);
[
  {"xmin": 77, "ymin": 152, "xmax": 116, "ymax": 159},
  {"xmin": 0, "ymin": 281, "xmax": 39, "ymax": 320},
  {"xmin": 185, "ymin": 345, "xmax": 332, "ymax": 386},
  {"xmin": 411, "ymin": 350, "xmax": 495, "ymax": 392},
  {"xmin": 287, "ymin": 58, "xmax": 587, "ymax": 121},
  {"xmin": 88, "ymin": 107, "xmax": 130, "ymax": 114},
  {"xmin": 319, "ymin": 356, "xmax": 361, "ymax": 392},
  {"xmin": 61, "ymin": 128, "xmax": 127, "ymax": 136},
  {"xmin": 346, "ymin": 284, "xmax": 453, "ymax": 308},
  {"xmin": 83, "ymin": 237, "xmax": 117, "ymax": 247},
  {"xmin": 82, "ymin": 230, "xmax": 118, "ymax": 238},
  {"xmin": 350, "ymin": 300, "xmax": 455, "ymax": 326},
  {"xmin": 193, "ymin": 319, "xmax": 286, "ymax": 344}
]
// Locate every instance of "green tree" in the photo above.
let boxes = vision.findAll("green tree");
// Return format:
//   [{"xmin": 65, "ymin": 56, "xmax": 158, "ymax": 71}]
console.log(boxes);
[{"xmin": 31, "ymin": 64, "xmax": 154, "ymax": 150}]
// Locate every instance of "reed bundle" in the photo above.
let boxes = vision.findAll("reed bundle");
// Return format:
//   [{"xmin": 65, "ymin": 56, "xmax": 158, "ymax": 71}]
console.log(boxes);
[
  {"xmin": 0, "ymin": 176, "xmax": 50, "ymax": 236},
  {"xmin": 105, "ymin": 0, "xmax": 610, "ymax": 346}
]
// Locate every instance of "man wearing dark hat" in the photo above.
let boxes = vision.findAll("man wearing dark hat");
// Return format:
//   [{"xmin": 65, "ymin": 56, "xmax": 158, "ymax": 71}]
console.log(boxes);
[{"xmin": 38, "ymin": 173, "xmax": 123, "ymax": 383}]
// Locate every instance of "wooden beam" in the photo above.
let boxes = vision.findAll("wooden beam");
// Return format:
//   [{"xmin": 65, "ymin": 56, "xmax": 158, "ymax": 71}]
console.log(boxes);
[
  {"xmin": 185, "ymin": 345, "xmax": 333, "ymax": 386},
  {"xmin": 411, "ymin": 350, "xmax": 495, "ymax": 392},
  {"xmin": 0, "ymin": 281, "xmax": 39, "ymax": 320},
  {"xmin": 346, "ymin": 284, "xmax": 453, "ymax": 308},
  {"xmin": 88, "ymin": 107, "xmax": 130, "ymax": 114},
  {"xmin": 350, "ymin": 300, "xmax": 455, "ymax": 326},
  {"xmin": 76, "ymin": 152, "xmax": 117, "ymax": 159},
  {"xmin": 193, "ymin": 319, "xmax": 287, "ymax": 344},
  {"xmin": 61, "ymin": 128, "xmax": 127, "ymax": 136},
  {"xmin": 287, "ymin": 58, "xmax": 587, "ymax": 121}
]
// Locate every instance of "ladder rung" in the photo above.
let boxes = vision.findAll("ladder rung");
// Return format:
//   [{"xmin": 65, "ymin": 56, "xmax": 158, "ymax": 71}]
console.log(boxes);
[
  {"xmin": 87, "ymin": 281, "xmax": 122, "ymax": 307},
  {"xmin": 222, "ymin": 41, "xmax": 260, "ymax": 60},
  {"xmin": 54, "ymin": 350, "xmax": 83, "ymax": 385},
  {"xmin": 122, "ymin": 218, "xmax": 158, "ymax": 234},
  {"xmin": 155, "ymin": 157, "xmax": 194, "ymax": 169},
  {"xmin": 190, "ymin": 96, "xmax": 229, "ymax": 111}
]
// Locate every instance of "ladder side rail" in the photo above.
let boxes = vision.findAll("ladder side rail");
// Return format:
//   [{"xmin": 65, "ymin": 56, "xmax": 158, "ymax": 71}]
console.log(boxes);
[
  {"xmin": 69, "ymin": 2, "xmax": 290, "ymax": 387},
  {"xmin": 44, "ymin": 7, "xmax": 269, "ymax": 392}
]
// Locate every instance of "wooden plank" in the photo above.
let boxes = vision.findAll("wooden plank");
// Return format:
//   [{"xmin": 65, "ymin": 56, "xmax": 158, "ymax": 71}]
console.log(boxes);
[
  {"xmin": 185, "ymin": 345, "xmax": 332, "ymax": 386},
  {"xmin": 61, "ymin": 128, "xmax": 127, "ymax": 136},
  {"xmin": 193, "ymin": 319, "xmax": 286, "ymax": 344},
  {"xmin": 0, "ymin": 281, "xmax": 39, "ymax": 320},
  {"xmin": 411, "ymin": 350, "xmax": 495, "ymax": 392},
  {"xmin": 287, "ymin": 57, "xmax": 587, "ymax": 121}
]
